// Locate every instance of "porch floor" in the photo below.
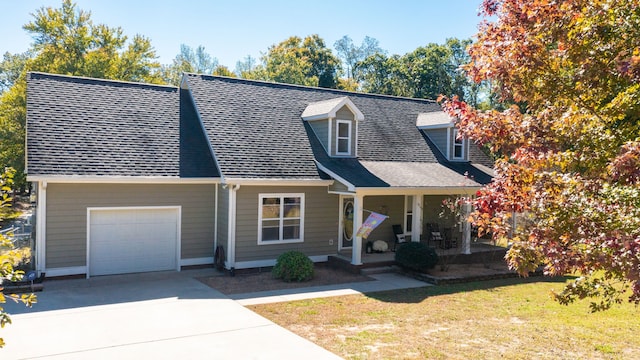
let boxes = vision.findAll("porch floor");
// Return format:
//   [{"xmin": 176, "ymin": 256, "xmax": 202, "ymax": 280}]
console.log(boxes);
[{"xmin": 335, "ymin": 240, "xmax": 507, "ymax": 266}]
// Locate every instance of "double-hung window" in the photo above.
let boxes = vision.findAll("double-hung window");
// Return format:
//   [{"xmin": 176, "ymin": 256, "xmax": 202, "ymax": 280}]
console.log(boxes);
[
  {"xmin": 336, "ymin": 120, "xmax": 352, "ymax": 155},
  {"xmin": 258, "ymin": 193, "xmax": 304, "ymax": 244},
  {"xmin": 452, "ymin": 128, "xmax": 465, "ymax": 160}
]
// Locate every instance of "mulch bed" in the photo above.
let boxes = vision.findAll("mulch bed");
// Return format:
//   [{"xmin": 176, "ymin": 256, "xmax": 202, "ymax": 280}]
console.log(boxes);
[{"xmin": 198, "ymin": 262, "xmax": 373, "ymax": 295}]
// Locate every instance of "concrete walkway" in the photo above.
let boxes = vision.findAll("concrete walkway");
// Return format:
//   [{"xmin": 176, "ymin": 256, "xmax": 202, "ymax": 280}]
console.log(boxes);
[
  {"xmin": 1, "ymin": 269, "xmax": 342, "ymax": 359},
  {"xmin": 232, "ymin": 272, "xmax": 431, "ymax": 306}
]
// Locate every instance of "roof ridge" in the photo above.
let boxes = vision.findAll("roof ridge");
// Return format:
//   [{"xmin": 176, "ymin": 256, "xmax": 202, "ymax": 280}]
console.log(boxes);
[
  {"xmin": 184, "ymin": 73, "xmax": 437, "ymax": 104},
  {"xmin": 28, "ymin": 72, "xmax": 178, "ymax": 91}
]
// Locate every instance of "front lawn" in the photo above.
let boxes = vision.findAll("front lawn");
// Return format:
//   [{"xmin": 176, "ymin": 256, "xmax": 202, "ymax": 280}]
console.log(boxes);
[{"xmin": 249, "ymin": 277, "xmax": 640, "ymax": 359}]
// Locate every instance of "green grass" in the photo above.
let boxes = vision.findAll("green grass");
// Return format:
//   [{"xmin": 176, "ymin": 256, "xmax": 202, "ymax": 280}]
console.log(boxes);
[{"xmin": 249, "ymin": 277, "xmax": 640, "ymax": 359}]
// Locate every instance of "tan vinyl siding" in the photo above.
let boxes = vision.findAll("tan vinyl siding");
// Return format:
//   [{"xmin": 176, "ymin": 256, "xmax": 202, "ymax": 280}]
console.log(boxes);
[
  {"xmin": 362, "ymin": 196, "xmax": 404, "ymax": 248},
  {"xmin": 329, "ymin": 180, "xmax": 350, "ymax": 193},
  {"xmin": 45, "ymin": 183, "xmax": 215, "ymax": 268},
  {"xmin": 424, "ymin": 128, "xmax": 448, "ymax": 157},
  {"xmin": 336, "ymin": 105, "xmax": 355, "ymax": 121},
  {"xmin": 309, "ymin": 120, "xmax": 329, "ymax": 153},
  {"xmin": 234, "ymin": 186, "xmax": 338, "ymax": 262}
]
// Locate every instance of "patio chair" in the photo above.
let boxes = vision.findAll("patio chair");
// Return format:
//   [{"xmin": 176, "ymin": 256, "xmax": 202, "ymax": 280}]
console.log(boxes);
[
  {"xmin": 392, "ymin": 224, "xmax": 407, "ymax": 251},
  {"xmin": 426, "ymin": 223, "xmax": 444, "ymax": 248}
]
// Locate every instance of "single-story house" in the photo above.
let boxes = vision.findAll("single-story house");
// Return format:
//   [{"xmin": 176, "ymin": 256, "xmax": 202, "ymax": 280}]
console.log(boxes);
[{"xmin": 26, "ymin": 72, "xmax": 493, "ymax": 278}]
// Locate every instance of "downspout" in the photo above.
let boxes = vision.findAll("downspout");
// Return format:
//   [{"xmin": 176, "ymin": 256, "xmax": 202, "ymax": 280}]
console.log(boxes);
[
  {"xmin": 227, "ymin": 184, "xmax": 240, "ymax": 272},
  {"xmin": 213, "ymin": 183, "xmax": 218, "ymax": 259},
  {"xmin": 35, "ymin": 181, "xmax": 47, "ymax": 276}
]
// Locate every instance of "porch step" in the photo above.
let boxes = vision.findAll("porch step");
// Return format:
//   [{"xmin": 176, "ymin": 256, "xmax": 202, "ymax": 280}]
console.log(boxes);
[{"xmin": 360, "ymin": 265, "xmax": 398, "ymax": 276}]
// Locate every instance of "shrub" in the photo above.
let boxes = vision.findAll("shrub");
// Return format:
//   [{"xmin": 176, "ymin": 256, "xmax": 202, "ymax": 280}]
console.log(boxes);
[
  {"xmin": 395, "ymin": 242, "xmax": 438, "ymax": 272},
  {"xmin": 272, "ymin": 251, "xmax": 314, "ymax": 282}
]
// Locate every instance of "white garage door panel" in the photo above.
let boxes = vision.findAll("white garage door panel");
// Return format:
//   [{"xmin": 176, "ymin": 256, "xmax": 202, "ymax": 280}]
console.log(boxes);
[{"xmin": 89, "ymin": 208, "xmax": 179, "ymax": 276}]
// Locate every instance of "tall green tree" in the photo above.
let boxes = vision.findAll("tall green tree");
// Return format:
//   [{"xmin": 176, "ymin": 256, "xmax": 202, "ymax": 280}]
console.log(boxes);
[
  {"xmin": 0, "ymin": 0, "xmax": 163, "ymax": 189},
  {"xmin": 261, "ymin": 35, "xmax": 340, "ymax": 88},
  {"xmin": 161, "ymin": 44, "xmax": 220, "ymax": 85},
  {"xmin": 441, "ymin": 0, "xmax": 640, "ymax": 311},
  {"xmin": 211, "ymin": 65, "xmax": 235, "ymax": 77},
  {"xmin": 334, "ymin": 35, "xmax": 384, "ymax": 80},
  {"xmin": 355, "ymin": 38, "xmax": 478, "ymax": 102},
  {"xmin": 23, "ymin": 1, "xmax": 162, "ymax": 83},
  {"xmin": 0, "ymin": 52, "xmax": 31, "ymax": 94},
  {"xmin": 303, "ymin": 35, "xmax": 340, "ymax": 88},
  {"xmin": 263, "ymin": 36, "xmax": 312, "ymax": 85},
  {"xmin": 235, "ymin": 55, "xmax": 268, "ymax": 80},
  {"xmin": 355, "ymin": 53, "xmax": 407, "ymax": 96}
]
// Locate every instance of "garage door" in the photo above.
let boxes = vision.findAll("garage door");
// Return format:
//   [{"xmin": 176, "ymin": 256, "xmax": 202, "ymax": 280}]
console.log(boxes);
[{"xmin": 89, "ymin": 207, "xmax": 180, "ymax": 276}]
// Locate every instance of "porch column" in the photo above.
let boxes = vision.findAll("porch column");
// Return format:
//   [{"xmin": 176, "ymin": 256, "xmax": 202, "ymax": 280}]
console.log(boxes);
[
  {"xmin": 411, "ymin": 195, "xmax": 422, "ymax": 242},
  {"xmin": 351, "ymin": 193, "xmax": 364, "ymax": 265},
  {"xmin": 461, "ymin": 201, "xmax": 472, "ymax": 254}
]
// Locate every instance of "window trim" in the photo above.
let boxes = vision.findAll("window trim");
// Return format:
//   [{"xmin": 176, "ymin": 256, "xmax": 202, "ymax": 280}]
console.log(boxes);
[
  {"xmin": 335, "ymin": 119, "xmax": 352, "ymax": 156},
  {"xmin": 452, "ymin": 128, "xmax": 465, "ymax": 160},
  {"xmin": 257, "ymin": 193, "xmax": 305, "ymax": 245}
]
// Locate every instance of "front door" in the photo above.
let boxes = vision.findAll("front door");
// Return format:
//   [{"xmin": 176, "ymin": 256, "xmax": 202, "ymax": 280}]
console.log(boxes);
[{"xmin": 339, "ymin": 197, "xmax": 354, "ymax": 249}]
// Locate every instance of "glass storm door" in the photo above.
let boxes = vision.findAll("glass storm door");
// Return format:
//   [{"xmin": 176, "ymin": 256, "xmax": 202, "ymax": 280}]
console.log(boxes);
[{"xmin": 340, "ymin": 197, "xmax": 354, "ymax": 248}]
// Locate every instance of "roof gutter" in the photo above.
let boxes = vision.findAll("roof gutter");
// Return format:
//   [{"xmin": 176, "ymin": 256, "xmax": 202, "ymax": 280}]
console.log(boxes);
[
  {"xmin": 26, "ymin": 175, "xmax": 221, "ymax": 184},
  {"xmin": 221, "ymin": 178, "xmax": 333, "ymax": 187},
  {"xmin": 355, "ymin": 186, "xmax": 483, "ymax": 197}
]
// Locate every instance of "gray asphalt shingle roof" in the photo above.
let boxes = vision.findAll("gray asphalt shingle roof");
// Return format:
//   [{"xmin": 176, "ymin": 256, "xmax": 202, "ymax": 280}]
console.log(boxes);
[
  {"xmin": 26, "ymin": 72, "xmax": 218, "ymax": 178},
  {"xmin": 27, "ymin": 72, "xmax": 180, "ymax": 177},
  {"xmin": 26, "ymin": 72, "xmax": 491, "ymax": 187},
  {"xmin": 187, "ymin": 74, "xmax": 491, "ymax": 187},
  {"xmin": 185, "ymin": 74, "xmax": 442, "ymax": 178}
]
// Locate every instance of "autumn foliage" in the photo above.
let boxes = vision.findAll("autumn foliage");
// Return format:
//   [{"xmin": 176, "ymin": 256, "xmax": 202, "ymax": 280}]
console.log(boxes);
[{"xmin": 441, "ymin": 0, "xmax": 640, "ymax": 310}]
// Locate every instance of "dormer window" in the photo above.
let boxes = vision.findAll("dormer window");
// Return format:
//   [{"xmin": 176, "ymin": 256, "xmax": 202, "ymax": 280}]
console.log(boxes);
[
  {"xmin": 452, "ymin": 129, "xmax": 465, "ymax": 160},
  {"xmin": 336, "ymin": 120, "xmax": 352, "ymax": 155},
  {"xmin": 416, "ymin": 112, "xmax": 468, "ymax": 162},
  {"xmin": 302, "ymin": 97, "xmax": 364, "ymax": 158}
]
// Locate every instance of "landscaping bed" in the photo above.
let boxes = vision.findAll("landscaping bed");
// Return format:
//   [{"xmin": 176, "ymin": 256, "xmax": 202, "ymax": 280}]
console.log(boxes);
[{"xmin": 198, "ymin": 262, "xmax": 374, "ymax": 295}]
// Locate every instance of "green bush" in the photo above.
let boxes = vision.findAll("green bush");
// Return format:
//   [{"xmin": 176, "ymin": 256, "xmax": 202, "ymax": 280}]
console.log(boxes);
[
  {"xmin": 272, "ymin": 251, "xmax": 314, "ymax": 282},
  {"xmin": 395, "ymin": 242, "xmax": 438, "ymax": 272}
]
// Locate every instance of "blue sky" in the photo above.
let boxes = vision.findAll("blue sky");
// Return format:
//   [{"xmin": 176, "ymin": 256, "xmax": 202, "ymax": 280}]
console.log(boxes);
[{"xmin": 3, "ymin": 0, "xmax": 485, "ymax": 69}]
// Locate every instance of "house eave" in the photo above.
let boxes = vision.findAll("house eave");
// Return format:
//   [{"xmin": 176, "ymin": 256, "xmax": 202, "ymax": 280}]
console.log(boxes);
[
  {"xmin": 417, "ymin": 123, "xmax": 454, "ymax": 130},
  {"xmin": 221, "ymin": 178, "xmax": 334, "ymax": 187},
  {"xmin": 313, "ymin": 161, "xmax": 356, "ymax": 191},
  {"xmin": 27, "ymin": 175, "xmax": 221, "ymax": 184},
  {"xmin": 355, "ymin": 186, "xmax": 483, "ymax": 196}
]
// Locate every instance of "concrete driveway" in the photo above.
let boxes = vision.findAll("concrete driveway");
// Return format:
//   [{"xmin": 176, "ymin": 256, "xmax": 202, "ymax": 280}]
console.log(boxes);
[{"xmin": 2, "ymin": 269, "xmax": 341, "ymax": 359}]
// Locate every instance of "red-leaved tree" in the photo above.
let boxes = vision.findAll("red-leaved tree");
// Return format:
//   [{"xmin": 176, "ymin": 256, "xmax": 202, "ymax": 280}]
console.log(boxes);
[{"xmin": 441, "ymin": 0, "xmax": 640, "ymax": 311}]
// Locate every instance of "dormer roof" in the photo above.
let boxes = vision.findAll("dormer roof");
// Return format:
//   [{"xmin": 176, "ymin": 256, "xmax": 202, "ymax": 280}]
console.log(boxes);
[
  {"xmin": 301, "ymin": 97, "xmax": 364, "ymax": 121},
  {"xmin": 416, "ymin": 111, "xmax": 455, "ymax": 129}
]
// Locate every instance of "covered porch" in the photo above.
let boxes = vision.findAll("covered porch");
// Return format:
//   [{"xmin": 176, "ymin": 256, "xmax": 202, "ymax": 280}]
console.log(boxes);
[{"xmin": 334, "ymin": 189, "xmax": 486, "ymax": 267}]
